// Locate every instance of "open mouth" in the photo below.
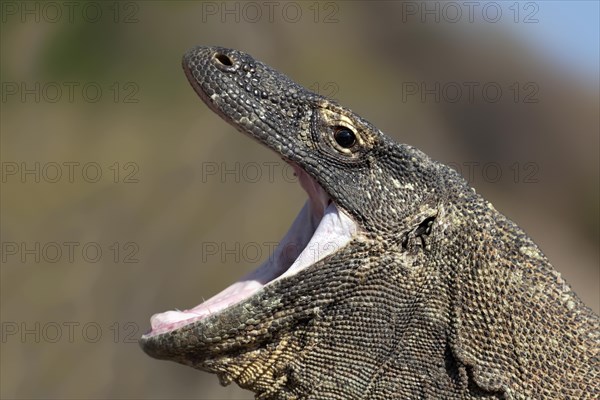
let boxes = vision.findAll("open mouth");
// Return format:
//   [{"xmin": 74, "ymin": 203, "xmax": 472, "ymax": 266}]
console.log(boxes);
[{"xmin": 144, "ymin": 163, "xmax": 357, "ymax": 337}]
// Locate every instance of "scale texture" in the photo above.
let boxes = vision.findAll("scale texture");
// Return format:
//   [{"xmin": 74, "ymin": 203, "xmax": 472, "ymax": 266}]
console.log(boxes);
[{"xmin": 140, "ymin": 46, "xmax": 600, "ymax": 399}]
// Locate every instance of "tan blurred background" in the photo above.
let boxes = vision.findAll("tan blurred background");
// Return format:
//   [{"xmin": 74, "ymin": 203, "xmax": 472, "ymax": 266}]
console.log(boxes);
[{"xmin": 1, "ymin": 1, "xmax": 598, "ymax": 399}]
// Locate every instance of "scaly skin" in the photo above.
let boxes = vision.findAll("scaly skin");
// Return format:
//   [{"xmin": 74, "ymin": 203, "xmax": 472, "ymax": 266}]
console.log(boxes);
[{"xmin": 140, "ymin": 46, "xmax": 600, "ymax": 399}]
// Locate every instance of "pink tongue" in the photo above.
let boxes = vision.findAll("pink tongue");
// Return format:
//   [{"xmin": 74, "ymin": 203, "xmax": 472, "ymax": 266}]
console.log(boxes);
[{"xmin": 150, "ymin": 280, "xmax": 263, "ymax": 331}]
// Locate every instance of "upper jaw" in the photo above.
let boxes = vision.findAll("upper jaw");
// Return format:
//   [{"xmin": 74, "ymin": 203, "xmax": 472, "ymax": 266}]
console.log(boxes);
[{"xmin": 182, "ymin": 46, "xmax": 321, "ymax": 165}]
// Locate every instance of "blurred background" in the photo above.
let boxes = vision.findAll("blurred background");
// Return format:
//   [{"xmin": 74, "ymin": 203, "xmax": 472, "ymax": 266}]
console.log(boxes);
[{"xmin": 1, "ymin": 1, "xmax": 598, "ymax": 399}]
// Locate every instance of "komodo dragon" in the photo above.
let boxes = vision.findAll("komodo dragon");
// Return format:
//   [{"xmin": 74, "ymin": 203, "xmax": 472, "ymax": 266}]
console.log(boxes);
[{"xmin": 140, "ymin": 46, "xmax": 599, "ymax": 399}]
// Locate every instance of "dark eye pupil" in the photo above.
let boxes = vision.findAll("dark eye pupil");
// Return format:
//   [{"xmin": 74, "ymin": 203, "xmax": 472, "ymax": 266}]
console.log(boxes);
[{"xmin": 334, "ymin": 128, "xmax": 356, "ymax": 148}]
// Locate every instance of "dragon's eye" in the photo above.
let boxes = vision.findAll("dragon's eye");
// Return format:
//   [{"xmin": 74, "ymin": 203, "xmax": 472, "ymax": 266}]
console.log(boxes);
[{"xmin": 334, "ymin": 127, "xmax": 356, "ymax": 148}]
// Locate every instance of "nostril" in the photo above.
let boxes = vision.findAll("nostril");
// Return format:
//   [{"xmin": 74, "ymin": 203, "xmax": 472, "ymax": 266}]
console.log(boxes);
[{"xmin": 214, "ymin": 53, "xmax": 233, "ymax": 67}]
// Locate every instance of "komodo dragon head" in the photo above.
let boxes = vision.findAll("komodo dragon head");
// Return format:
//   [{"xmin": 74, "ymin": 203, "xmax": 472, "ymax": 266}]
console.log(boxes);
[{"xmin": 140, "ymin": 47, "xmax": 599, "ymax": 399}]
